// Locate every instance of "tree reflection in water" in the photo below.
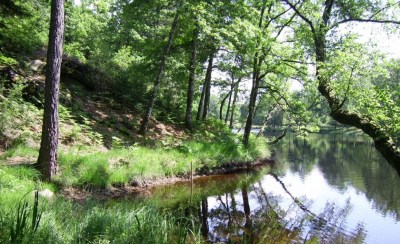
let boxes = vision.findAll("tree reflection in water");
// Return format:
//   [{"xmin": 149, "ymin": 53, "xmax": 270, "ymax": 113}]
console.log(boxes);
[
  {"xmin": 157, "ymin": 171, "xmax": 366, "ymax": 243},
  {"xmin": 197, "ymin": 173, "xmax": 366, "ymax": 243},
  {"xmin": 146, "ymin": 133, "xmax": 399, "ymax": 242},
  {"xmin": 273, "ymin": 133, "xmax": 400, "ymax": 221}
]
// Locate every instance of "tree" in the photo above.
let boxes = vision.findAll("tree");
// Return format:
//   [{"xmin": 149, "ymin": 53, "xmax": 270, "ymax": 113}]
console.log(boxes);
[
  {"xmin": 36, "ymin": 0, "xmax": 64, "ymax": 180},
  {"xmin": 184, "ymin": 22, "xmax": 199, "ymax": 131},
  {"xmin": 0, "ymin": 0, "xmax": 49, "ymax": 54},
  {"xmin": 282, "ymin": 0, "xmax": 400, "ymax": 174},
  {"xmin": 200, "ymin": 50, "xmax": 215, "ymax": 120},
  {"xmin": 242, "ymin": 0, "xmax": 296, "ymax": 146},
  {"xmin": 139, "ymin": 6, "xmax": 180, "ymax": 136}
]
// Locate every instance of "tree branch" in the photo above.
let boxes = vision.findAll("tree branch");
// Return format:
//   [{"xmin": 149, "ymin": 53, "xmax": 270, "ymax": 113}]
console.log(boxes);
[
  {"xmin": 322, "ymin": 0, "xmax": 334, "ymax": 25},
  {"xmin": 337, "ymin": 18, "xmax": 400, "ymax": 25},
  {"xmin": 282, "ymin": 0, "xmax": 315, "ymax": 34}
]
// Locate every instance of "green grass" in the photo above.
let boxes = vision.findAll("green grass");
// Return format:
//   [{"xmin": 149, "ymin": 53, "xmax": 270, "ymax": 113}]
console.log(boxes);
[
  {"xmin": 0, "ymin": 143, "xmax": 39, "ymax": 160},
  {"xmin": 1, "ymin": 131, "xmax": 269, "ymax": 190},
  {"xmin": 51, "ymin": 133, "xmax": 269, "ymax": 189},
  {"xmin": 0, "ymin": 165, "xmax": 201, "ymax": 243}
]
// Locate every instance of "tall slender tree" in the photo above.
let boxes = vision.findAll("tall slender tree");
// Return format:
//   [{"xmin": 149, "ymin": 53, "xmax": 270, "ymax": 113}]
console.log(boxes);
[
  {"xmin": 139, "ymin": 8, "xmax": 180, "ymax": 136},
  {"xmin": 202, "ymin": 50, "xmax": 215, "ymax": 120},
  {"xmin": 243, "ymin": 0, "xmax": 268, "ymax": 146},
  {"xmin": 36, "ymin": 0, "xmax": 64, "ymax": 180},
  {"xmin": 185, "ymin": 22, "xmax": 199, "ymax": 131}
]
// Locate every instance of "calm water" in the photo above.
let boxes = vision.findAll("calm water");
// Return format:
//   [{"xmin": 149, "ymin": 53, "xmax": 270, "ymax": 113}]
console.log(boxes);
[{"xmin": 148, "ymin": 133, "xmax": 400, "ymax": 243}]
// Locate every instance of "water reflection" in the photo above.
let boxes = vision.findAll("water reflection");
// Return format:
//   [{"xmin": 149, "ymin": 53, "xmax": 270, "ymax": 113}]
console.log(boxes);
[
  {"xmin": 274, "ymin": 133, "xmax": 400, "ymax": 221},
  {"xmin": 149, "ymin": 173, "xmax": 365, "ymax": 242},
  {"xmin": 147, "ymin": 133, "xmax": 400, "ymax": 243}
]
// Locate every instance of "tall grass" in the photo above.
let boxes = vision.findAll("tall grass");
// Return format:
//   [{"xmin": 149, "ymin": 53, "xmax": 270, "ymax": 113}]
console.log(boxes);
[
  {"xmin": 1, "ymin": 130, "xmax": 269, "ymax": 189},
  {"xmin": 0, "ymin": 165, "xmax": 201, "ymax": 243},
  {"xmin": 1, "ymin": 198, "xmax": 201, "ymax": 243},
  {"xmin": 53, "ymin": 132, "xmax": 269, "ymax": 189}
]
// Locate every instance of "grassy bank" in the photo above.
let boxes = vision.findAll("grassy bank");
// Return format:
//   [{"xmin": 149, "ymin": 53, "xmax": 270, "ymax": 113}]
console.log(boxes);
[
  {"xmin": 1, "ymin": 131, "xmax": 269, "ymax": 190},
  {"xmin": 0, "ymin": 131, "xmax": 268, "ymax": 243},
  {"xmin": 0, "ymin": 167, "xmax": 200, "ymax": 243}
]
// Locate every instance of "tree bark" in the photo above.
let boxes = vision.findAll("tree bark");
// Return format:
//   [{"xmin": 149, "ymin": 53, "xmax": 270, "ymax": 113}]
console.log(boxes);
[
  {"xmin": 139, "ymin": 11, "xmax": 180, "ymax": 136},
  {"xmin": 202, "ymin": 51, "xmax": 215, "ymax": 120},
  {"xmin": 185, "ymin": 25, "xmax": 199, "ymax": 131},
  {"xmin": 219, "ymin": 92, "xmax": 230, "ymax": 121},
  {"xmin": 36, "ymin": 0, "xmax": 64, "ymax": 180}
]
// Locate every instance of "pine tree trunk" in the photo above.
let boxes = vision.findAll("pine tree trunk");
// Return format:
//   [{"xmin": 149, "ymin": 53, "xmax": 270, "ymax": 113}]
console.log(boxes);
[
  {"xmin": 185, "ymin": 25, "xmax": 198, "ymax": 131},
  {"xmin": 139, "ymin": 11, "xmax": 180, "ymax": 136},
  {"xmin": 36, "ymin": 0, "xmax": 64, "ymax": 180},
  {"xmin": 202, "ymin": 51, "xmax": 215, "ymax": 120}
]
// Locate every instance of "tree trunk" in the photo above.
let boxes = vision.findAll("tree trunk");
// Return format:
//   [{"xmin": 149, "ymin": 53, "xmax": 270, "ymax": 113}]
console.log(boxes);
[
  {"xmin": 202, "ymin": 51, "xmax": 215, "ymax": 120},
  {"xmin": 229, "ymin": 77, "xmax": 240, "ymax": 129},
  {"xmin": 219, "ymin": 92, "xmax": 230, "ymax": 121},
  {"xmin": 243, "ymin": 2, "xmax": 266, "ymax": 146},
  {"xmin": 196, "ymin": 79, "xmax": 206, "ymax": 121},
  {"xmin": 185, "ymin": 25, "xmax": 198, "ymax": 131},
  {"xmin": 139, "ymin": 11, "xmax": 180, "ymax": 136},
  {"xmin": 224, "ymin": 74, "xmax": 235, "ymax": 123},
  {"xmin": 36, "ymin": 0, "xmax": 64, "ymax": 180},
  {"xmin": 243, "ymin": 72, "xmax": 261, "ymax": 146}
]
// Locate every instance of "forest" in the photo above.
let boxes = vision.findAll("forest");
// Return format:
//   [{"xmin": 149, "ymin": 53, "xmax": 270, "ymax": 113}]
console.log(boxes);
[{"xmin": 0, "ymin": 0, "xmax": 399, "ymax": 243}]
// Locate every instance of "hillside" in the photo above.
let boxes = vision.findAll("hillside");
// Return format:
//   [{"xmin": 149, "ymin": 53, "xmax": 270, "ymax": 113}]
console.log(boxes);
[{"xmin": 0, "ymin": 58, "xmax": 187, "ymax": 154}]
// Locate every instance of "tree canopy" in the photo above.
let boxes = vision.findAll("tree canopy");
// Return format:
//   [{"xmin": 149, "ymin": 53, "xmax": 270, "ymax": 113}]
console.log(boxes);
[{"xmin": 1, "ymin": 0, "xmax": 399, "ymax": 174}]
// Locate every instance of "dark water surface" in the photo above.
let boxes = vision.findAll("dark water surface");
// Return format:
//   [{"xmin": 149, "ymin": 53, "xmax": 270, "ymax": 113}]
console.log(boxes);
[{"xmin": 148, "ymin": 133, "xmax": 400, "ymax": 243}]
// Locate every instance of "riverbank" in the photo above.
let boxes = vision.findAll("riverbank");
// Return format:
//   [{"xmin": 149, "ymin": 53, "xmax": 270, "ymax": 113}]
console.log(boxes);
[
  {"xmin": 0, "ymin": 137, "xmax": 271, "ymax": 243},
  {"xmin": 61, "ymin": 157, "xmax": 274, "ymax": 201}
]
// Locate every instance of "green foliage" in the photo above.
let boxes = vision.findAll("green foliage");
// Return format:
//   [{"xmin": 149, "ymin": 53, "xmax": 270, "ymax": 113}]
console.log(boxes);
[
  {"xmin": 0, "ymin": 0, "xmax": 49, "ymax": 54},
  {"xmin": 0, "ymin": 53, "xmax": 18, "ymax": 66},
  {"xmin": 0, "ymin": 84, "xmax": 41, "ymax": 148}
]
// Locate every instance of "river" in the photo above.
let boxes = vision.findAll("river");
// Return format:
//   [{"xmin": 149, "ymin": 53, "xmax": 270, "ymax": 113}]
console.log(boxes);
[{"xmin": 147, "ymin": 133, "xmax": 400, "ymax": 243}]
